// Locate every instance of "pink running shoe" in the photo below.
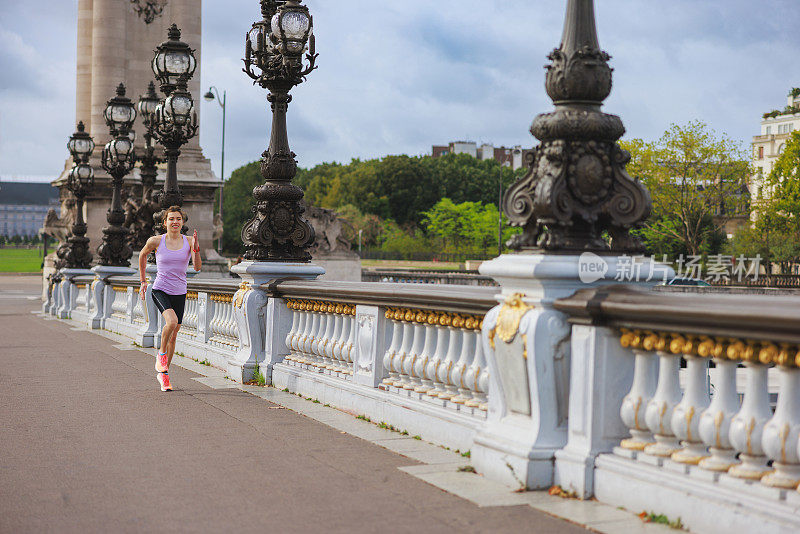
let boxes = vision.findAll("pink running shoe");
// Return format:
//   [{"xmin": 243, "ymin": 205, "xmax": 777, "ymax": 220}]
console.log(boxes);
[
  {"xmin": 157, "ymin": 371, "xmax": 172, "ymax": 392},
  {"xmin": 155, "ymin": 351, "xmax": 168, "ymax": 373}
]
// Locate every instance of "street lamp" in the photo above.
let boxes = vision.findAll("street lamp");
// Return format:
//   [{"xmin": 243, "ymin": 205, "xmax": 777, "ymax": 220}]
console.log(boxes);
[
  {"xmin": 204, "ymin": 86, "xmax": 226, "ymax": 254},
  {"xmin": 127, "ymin": 80, "xmax": 165, "ymax": 249},
  {"xmin": 150, "ymin": 24, "xmax": 199, "ymax": 234},
  {"xmin": 151, "ymin": 23, "xmax": 197, "ymax": 96},
  {"xmin": 241, "ymin": 0, "xmax": 318, "ymax": 261},
  {"xmin": 502, "ymin": 0, "xmax": 650, "ymax": 252},
  {"xmin": 97, "ymin": 83, "xmax": 136, "ymax": 267},
  {"xmin": 57, "ymin": 121, "xmax": 95, "ymax": 269}
]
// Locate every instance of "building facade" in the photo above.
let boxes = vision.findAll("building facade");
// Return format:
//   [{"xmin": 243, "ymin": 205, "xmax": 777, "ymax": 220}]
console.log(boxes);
[
  {"xmin": 431, "ymin": 141, "xmax": 534, "ymax": 171},
  {"xmin": 0, "ymin": 182, "xmax": 60, "ymax": 238},
  {"xmin": 750, "ymin": 89, "xmax": 800, "ymax": 202}
]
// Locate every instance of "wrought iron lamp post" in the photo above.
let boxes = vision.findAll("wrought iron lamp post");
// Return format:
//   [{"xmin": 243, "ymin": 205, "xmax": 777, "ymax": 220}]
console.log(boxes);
[
  {"xmin": 126, "ymin": 80, "xmax": 165, "ymax": 249},
  {"xmin": 97, "ymin": 84, "xmax": 136, "ymax": 266},
  {"xmin": 204, "ymin": 86, "xmax": 226, "ymax": 253},
  {"xmin": 58, "ymin": 122, "xmax": 96, "ymax": 269},
  {"xmin": 241, "ymin": 0, "xmax": 318, "ymax": 261},
  {"xmin": 502, "ymin": 0, "xmax": 651, "ymax": 253},
  {"xmin": 150, "ymin": 24, "xmax": 199, "ymax": 234}
]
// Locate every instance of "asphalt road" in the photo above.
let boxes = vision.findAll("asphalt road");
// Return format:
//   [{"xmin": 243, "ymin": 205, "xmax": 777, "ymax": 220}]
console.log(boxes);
[{"xmin": 0, "ymin": 275, "xmax": 586, "ymax": 534}]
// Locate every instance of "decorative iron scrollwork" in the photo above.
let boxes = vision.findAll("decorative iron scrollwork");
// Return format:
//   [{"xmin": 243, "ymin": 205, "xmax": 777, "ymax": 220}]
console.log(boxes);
[
  {"xmin": 130, "ymin": 0, "xmax": 166, "ymax": 24},
  {"xmin": 503, "ymin": 0, "xmax": 651, "ymax": 253}
]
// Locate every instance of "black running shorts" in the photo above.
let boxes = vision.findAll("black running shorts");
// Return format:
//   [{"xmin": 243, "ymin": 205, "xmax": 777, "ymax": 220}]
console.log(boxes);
[{"xmin": 151, "ymin": 289, "xmax": 187, "ymax": 324}]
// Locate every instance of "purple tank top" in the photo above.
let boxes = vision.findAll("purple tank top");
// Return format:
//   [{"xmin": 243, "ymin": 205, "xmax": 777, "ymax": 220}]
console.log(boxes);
[{"xmin": 152, "ymin": 234, "xmax": 191, "ymax": 295}]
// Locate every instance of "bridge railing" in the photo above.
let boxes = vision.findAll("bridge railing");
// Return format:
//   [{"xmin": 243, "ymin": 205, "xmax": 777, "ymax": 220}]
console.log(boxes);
[
  {"xmin": 552, "ymin": 286, "xmax": 800, "ymax": 532},
  {"xmin": 43, "ymin": 265, "xmax": 800, "ymax": 531}
]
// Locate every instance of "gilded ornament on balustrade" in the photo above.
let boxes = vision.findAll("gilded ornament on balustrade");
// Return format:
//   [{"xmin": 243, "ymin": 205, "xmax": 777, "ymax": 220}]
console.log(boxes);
[{"xmin": 492, "ymin": 293, "xmax": 533, "ymax": 347}]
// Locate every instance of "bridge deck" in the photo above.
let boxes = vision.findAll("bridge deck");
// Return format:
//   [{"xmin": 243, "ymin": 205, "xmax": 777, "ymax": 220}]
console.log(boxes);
[{"xmin": 1, "ymin": 275, "xmax": 654, "ymax": 533}]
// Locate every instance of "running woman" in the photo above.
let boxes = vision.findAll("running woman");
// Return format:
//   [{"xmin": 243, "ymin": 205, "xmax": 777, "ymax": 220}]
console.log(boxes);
[{"xmin": 138, "ymin": 206, "xmax": 202, "ymax": 391}]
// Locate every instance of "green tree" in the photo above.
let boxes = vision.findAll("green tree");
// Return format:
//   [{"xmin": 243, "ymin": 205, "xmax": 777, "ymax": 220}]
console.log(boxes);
[
  {"xmin": 220, "ymin": 161, "xmax": 262, "ymax": 254},
  {"xmin": 622, "ymin": 121, "xmax": 749, "ymax": 256},
  {"xmin": 735, "ymin": 130, "xmax": 800, "ymax": 273}
]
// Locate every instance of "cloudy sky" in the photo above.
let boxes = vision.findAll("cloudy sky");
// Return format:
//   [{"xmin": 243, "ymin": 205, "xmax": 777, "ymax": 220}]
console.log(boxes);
[{"xmin": 1, "ymin": 0, "xmax": 799, "ymax": 181}]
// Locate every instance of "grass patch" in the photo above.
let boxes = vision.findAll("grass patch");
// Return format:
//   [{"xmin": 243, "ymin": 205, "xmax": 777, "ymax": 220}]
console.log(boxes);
[
  {"xmin": 461, "ymin": 450, "xmax": 471, "ymax": 458},
  {"xmin": 356, "ymin": 414, "xmax": 372, "ymax": 422},
  {"xmin": 638, "ymin": 512, "xmax": 684, "ymax": 530},
  {"xmin": 457, "ymin": 465, "xmax": 476, "ymax": 473},
  {"xmin": 200, "ymin": 359, "xmax": 211, "ymax": 366},
  {"xmin": 252, "ymin": 363, "xmax": 266, "ymax": 386},
  {"xmin": 0, "ymin": 248, "xmax": 43, "ymax": 273},
  {"xmin": 412, "ymin": 435, "xmax": 422, "ymax": 440}
]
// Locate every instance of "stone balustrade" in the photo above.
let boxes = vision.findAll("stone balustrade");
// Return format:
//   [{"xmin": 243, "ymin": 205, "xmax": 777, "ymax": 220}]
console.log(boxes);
[
  {"xmin": 553, "ymin": 286, "xmax": 800, "ymax": 533},
  {"xmin": 43, "ymin": 262, "xmax": 800, "ymax": 532}
]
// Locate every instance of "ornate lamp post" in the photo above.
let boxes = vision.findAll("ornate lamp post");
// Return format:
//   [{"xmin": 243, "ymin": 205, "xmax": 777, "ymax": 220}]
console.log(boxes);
[
  {"xmin": 150, "ymin": 25, "xmax": 199, "ymax": 234},
  {"xmin": 97, "ymin": 84, "xmax": 136, "ymax": 266},
  {"xmin": 126, "ymin": 80, "xmax": 164, "ymax": 249},
  {"xmin": 58, "ymin": 122, "xmax": 96, "ymax": 269},
  {"xmin": 204, "ymin": 86, "xmax": 226, "ymax": 253},
  {"xmin": 502, "ymin": 0, "xmax": 650, "ymax": 253},
  {"xmin": 241, "ymin": 0, "xmax": 317, "ymax": 261}
]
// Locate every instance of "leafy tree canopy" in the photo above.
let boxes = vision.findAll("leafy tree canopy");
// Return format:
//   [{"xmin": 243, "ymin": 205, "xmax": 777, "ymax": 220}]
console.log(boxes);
[{"xmin": 621, "ymin": 120, "xmax": 749, "ymax": 257}]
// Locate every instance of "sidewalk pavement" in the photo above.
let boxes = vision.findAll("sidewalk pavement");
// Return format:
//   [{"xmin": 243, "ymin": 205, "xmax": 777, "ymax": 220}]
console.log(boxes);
[{"xmin": 0, "ymin": 276, "xmax": 671, "ymax": 534}]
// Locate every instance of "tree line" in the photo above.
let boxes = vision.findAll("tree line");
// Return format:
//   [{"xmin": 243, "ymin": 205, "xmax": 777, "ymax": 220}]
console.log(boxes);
[
  {"xmin": 221, "ymin": 153, "xmax": 524, "ymax": 256},
  {"xmin": 222, "ymin": 121, "xmax": 800, "ymax": 273}
]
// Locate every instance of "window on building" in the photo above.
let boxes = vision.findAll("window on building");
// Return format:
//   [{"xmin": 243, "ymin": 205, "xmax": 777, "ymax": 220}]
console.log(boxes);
[
  {"xmin": 779, "ymin": 143, "xmax": 786, "ymax": 154},
  {"xmin": 766, "ymin": 126, "xmax": 772, "ymax": 135},
  {"xmin": 758, "ymin": 146, "xmax": 764, "ymax": 159}
]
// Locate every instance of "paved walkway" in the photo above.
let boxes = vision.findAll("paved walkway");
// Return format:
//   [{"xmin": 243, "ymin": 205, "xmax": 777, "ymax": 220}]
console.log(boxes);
[{"xmin": 0, "ymin": 276, "xmax": 666, "ymax": 533}]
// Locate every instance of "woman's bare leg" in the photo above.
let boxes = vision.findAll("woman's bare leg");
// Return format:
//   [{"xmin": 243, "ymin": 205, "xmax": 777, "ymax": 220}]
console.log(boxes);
[
  {"xmin": 167, "ymin": 325, "xmax": 181, "ymax": 367},
  {"xmin": 160, "ymin": 309, "xmax": 179, "ymax": 369}
]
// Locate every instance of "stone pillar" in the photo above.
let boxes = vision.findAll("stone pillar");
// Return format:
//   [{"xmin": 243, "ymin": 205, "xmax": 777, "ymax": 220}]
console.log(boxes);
[
  {"xmin": 90, "ymin": 0, "xmax": 126, "ymax": 149},
  {"xmin": 228, "ymin": 261, "xmax": 325, "ymax": 383},
  {"xmin": 76, "ymin": 0, "xmax": 93, "ymax": 126}
]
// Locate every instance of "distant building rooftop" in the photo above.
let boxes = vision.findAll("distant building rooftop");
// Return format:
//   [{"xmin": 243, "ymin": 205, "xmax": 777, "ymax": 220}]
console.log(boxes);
[{"xmin": 0, "ymin": 182, "xmax": 59, "ymax": 206}]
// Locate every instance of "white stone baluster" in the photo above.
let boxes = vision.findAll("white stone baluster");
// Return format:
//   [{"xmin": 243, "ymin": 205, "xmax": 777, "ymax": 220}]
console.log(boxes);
[
  {"xmin": 296, "ymin": 302, "xmax": 313, "ymax": 362},
  {"xmin": 465, "ymin": 327, "xmax": 489, "ymax": 410},
  {"xmin": 393, "ymin": 311, "xmax": 415, "ymax": 388},
  {"xmin": 209, "ymin": 296, "xmax": 220, "ymax": 342},
  {"xmin": 643, "ymin": 336, "xmax": 683, "ymax": 458},
  {"xmin": 728, "ymin": 349, "xmax": 773, "ymax": 481},
  {"xmin": 310, "ymin": 303, "xmax": 329, "ymax": 369},
  {"xmin": 224, "ymin": 298, "xmax": 236, "ymax": 340},
  {"xmin": 381, "ymin": 309, "xmax": 403, "ymax": 387},
  {"xmin": 326, "ymin": 306, "xmax": 343, "ymax": 370},
  {"xmin": 414, "ymin": 313, "xmax": 438, "ymax": 394},
  {"xmin": 316, "ymin": 303, "xmax": 334, "ymax": 369},
  {"xmin": 331, "ymin": 306, "xmax": 346, "ymax": 369},
  {"xmin": 403, "ymin": 311, "xmax": 427, "ymax": 390},
  {"xmin": 761, "ymin": 345, "xmax": 800, "ymax": 489},
  {"xmin": 618, "ymin": 331, "xmax": 659, "ymax": 452},
  {"xmin": 435, "ymin": 315, "xmax": 463, "ymax": 400},
  {"xmin": 698, "ymin": 340, "xmax": 742, "ymax": 472},
  {"xmin": 303, "ymin": 304, "xmax": 321, "ymax": 366},
  {"xmin": 425, "ymin": 314, "xmax": 450, "ymax": 397},
  {"xmin": 284, "ymin": 301, "xmax": 301, "ymax": 362},
  {"xmin": 345, "ymin": 308, "xmax": 356, "ymax": 374},
  {"xmin": 451, "ymin": 317, "xmax": 478, "ymax": 404},
  {"xmin": 671, "ymin": 338, "xmax": 711, "ymax": 465}
]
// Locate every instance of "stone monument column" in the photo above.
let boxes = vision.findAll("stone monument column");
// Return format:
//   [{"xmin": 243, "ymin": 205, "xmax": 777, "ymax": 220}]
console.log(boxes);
[{"xmin": 51, "ymin": 0, "xmax": 221, "ymax": 279}]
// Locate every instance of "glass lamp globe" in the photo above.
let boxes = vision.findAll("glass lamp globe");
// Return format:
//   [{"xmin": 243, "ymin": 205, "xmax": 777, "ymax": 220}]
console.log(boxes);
[
  {"xmin": 69, "ymin": 163, "xmax": 94, "ymax": 187},
  {"xmin": 272, "ymin": 3, "xmax": 311, "ymax": 56},
  {"xmin": 67, "ymin": 122, "xmax": 95, "ymax": 161},
  {"xmin": 138, "ymin": 82, "xmax": 160, "ymax": 123},
  {"xmin": 152, "ymin": 24, "xmax": 197, "ymax": 93},
  {"xmin": 165, "ymin": 91, "xmax": 193, "ymax": 126},
  {"xmin": 110, "ymin": 136, "xmax": 134, "ymax": 163},
  {"xmin": 104, "ymin": 84, "xmax": 137, "ymax": 134}
]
